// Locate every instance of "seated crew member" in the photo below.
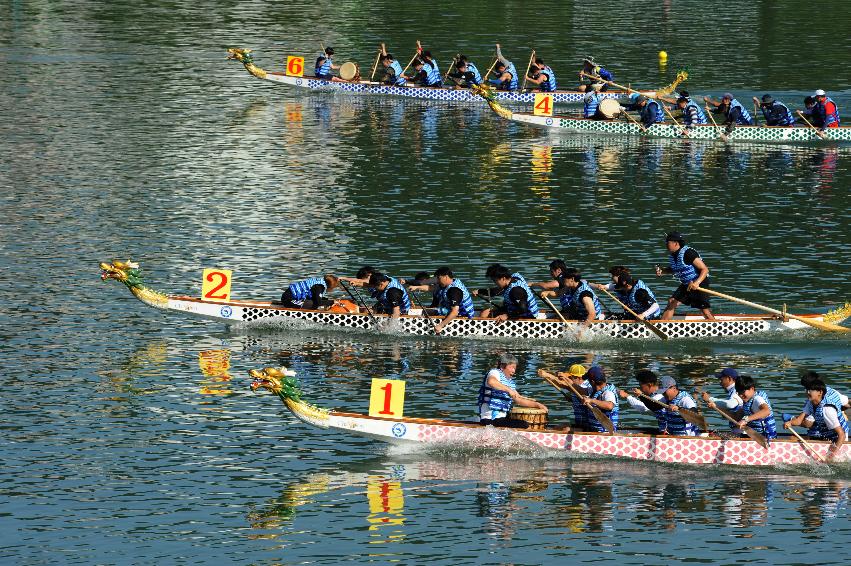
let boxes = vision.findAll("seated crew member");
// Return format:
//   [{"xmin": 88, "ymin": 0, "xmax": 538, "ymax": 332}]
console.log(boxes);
[
  {"xmin": 525, "ymin": 58, "xmax": 557, "ymax": 92},
  {"xmin": 367, "ymin": 272, "xmax": 411, "ymax": 319},
  {"xmin": 811, "ymin": 89, "xmax": 840, "ymax": 130},
  {"xmin": 578, "ymin": 55, "xmax": 613, "ymax": 92},
  {"xmin": 798, "ymin": 95, "xmax": 816, "ymax": 123},
  {"xmin": 542, "ymin": 268, "xmax": 603, "ymax": 326},
  {"xmin": 582, "ymin": 83, "xmax": 606, "ymax": 119},
  {"xmin": 410, "ymin": 57, "xmax": 441, "ymax": 87},
  {"xmin": 593, "ymin": 265, "xmax": 631, "ymax": 304},
  {"xmin": 530, "ymin": 259, "xmax": 569, "ymax": 291},
  {"xmin": 420, "ymin": 50, "xmax": 443, "ymax": 86},
  {"xmin": 655, "ymin": 231, "xmax": 714, "ymax": 320},
  {"xmin": 618, "ymin": 369, "xmax": 667, "ymax": 433},
  {"xmin": 449, "ymin": 57, "xmax": 482, "ymax": 87},
  {"xmin": 478, "ymin": 266, "xmax": 540, "ymax": 321},
  {"xmin": 280, "ymin": 274, "xmax": 340, "ymax": 309},
  {"xmin": 785, "ymin": 378, "xmax": 848, "ymax": 460},
  {"xmin": 478, "ymin": 353, "xmax": 547, "ymax": 426},
  {"xmin": 724, "ymin": 375, "xmax": 778, "ymax": 440},
  {"xmin": 704, "ymin": 92, "xmax": 755, "ymax": 135},
  {"xmin": 408, "ymin": 266, "xmax": 475, "ymax": 334},
  {"xmin": 675, "ymin": 95, "xmax": 708, "ymax": 131},
  {"xmin": 753, "ymin": 94, "xmax": 795, "ymax": 127},
  {"xmin": 380, "ymin": 52, "xmax": 408, "ymax": 86},
  {"xmin": 658, "ymin": 376, "xmax": 699, "ymax": 436},
  {"xmin": 340, "ymin": 265, "xmax": 377, "ymax": 287},
  {"xmin": 488, "ymin": 43, "xmax": 518, "ymax": 91},
  {"xmin": 800, "ymin": 370, "xmax": 850, "ymax": 416},
  {"xmin": 703, "ymin": 367, "xmax": 744, "ymax": 432},
  {"xmin": 583, "ymin": 366, "xmax": 619, "ymax": 433},
  {"xmin": 553, "ymin": 364, "xmax": 590, "ymax": 431},
  {"xmin": 612, "ymin": 276, "xmax": 661, "ymax": 320},
  {"xmin": 314, "ymin": 47, "xmax": 344, "ymax": 82},
  {"xmin": 622, "ymin": 94, "xmax": 665, "ymax": 128}
]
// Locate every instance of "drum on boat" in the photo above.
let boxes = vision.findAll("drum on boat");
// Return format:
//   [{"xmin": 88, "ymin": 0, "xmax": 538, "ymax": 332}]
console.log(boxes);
[
  {"xmin": 598, "ymin": 98, "xmax": 622, "ymax": 119},
  {"xmin": 508, "ymin": 407, "xmax": 548, "ymax": 430},
  {"xmin": 328, "ymin": 299, "xmax": 359, "ymax": 313},
  {"xmin": 339, "ymin": 62, "xmax": 359, "ymax": 81}
]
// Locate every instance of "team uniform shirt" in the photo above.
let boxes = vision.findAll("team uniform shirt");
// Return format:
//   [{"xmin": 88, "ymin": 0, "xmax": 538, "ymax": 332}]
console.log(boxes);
[
  {"xmin": 478, "ymin": 368, "xmax": 516, "ymax": 420},
  {"xmin": 625, "ymin": 392, "xmax": 667, "ymax": 432}
]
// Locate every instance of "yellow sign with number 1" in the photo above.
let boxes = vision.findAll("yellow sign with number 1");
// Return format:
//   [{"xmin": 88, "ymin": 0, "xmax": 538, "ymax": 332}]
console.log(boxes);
[
  {"xmin": 369, "ymin": 379, "xmax": 405, "ymax": 417},
  {"xmin": 533, "ymin": 93, "xmax": 554, "ymax": 117},
  {"xmin": 286, "ymin": 56, "xmax": 305, "ymax": 77},
  {"xmin": 201, "ymin": 268, "xmax": 232, "ymax": 303}
]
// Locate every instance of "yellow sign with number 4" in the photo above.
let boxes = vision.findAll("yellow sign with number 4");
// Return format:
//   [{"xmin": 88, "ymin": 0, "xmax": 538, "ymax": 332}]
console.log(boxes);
[
  {"xmin": 369, "ymin": 378, "xmax": 405, "ymax": 418},
  {"xmin": 533, "ymin": 93, "xmax": 554, "ymax": 116}
]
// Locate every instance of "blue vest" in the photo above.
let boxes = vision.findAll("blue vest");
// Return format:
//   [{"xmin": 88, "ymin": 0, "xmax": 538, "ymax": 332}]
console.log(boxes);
[
  {"xmin": 587, "ymin": 384, "xmax": 619, "ymax": 432},
  {"xmin": 665, "ymin": 390, "xmax": 699, "ymax": 436},
  {"xmin": 584, "ymin": 93, "xmax": 603, "ymax": 118},
  {"xmin": 808, "ymin": 387, "xmax": 849, "ymax": 442},
  {"xmin": 742, "ymin": 391, "xmax": 777, "ymax": 440},
  {"xmin": 375, "ymin": 277, "xmax": 411, "ymax": 314},
  {"xmin": 683, "ymin": 101, "xmax": 708, "ymax": 125},
  {"xmin": 503, "ymin": 277, "xmax": 539, "ymax": 318},
  {"xmin": 571, "ymin": 380, "xmax": 591, "ymax": 428},
  {"xmin": 315, "ymin": 56, "xmax": 332, "ymax": 77},
  {"xmin": 642, "ymin": 100, "xmax": 665, "ymax": 124},
  {"xmin": 435, "ymin": 278, "xmax": 475, "ymax": 318},
  {"xmin": 477, "ymin": 369, "xmax": 515, "ymax": 414},
  {"xmin": 561, "ymin": 280, "xmax": 602, "ymax": 319},
  {"xmin": 287, "ymin": 277, "xmax": 326, "ymax": 305},
  {"xmin": 669, "ymin": 245, "xmax": 699, "ymax": 284},
  {"xmin": 762, "ymin": 101, "xmax": 795, "ymax": 126},
  {"xmin": 496, "ymin": 62, "xmax": 518, "ymax": 91},
  {"xmin": 422, "ymin": 60, "xmax": 441, "ymax": 86},
  {"xmin": 592, "ymin": 65, "xmax": 613, "ymax": 82},
  {"xmin": 539, "ymin": 67, "xmax": 557, "ymax": 92},
  {"xmin": 388, "ymin": 60, "xmax": 406, "ymax": 85},
  {"xmin": 467, "ymin": 62, "xmax": 482, "ymax": 84},
  {"xmin": 626, "ymin": 279, "xmax": 660, "ymax": 319},
  {"xmin": 728, "ymin": 99, "xmax": 754, "ymax": 125}
]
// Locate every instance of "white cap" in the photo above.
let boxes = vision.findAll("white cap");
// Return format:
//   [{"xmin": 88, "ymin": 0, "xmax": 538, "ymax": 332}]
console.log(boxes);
[{"xmin": 814, "ymin": 89, "xmax": 826, "ymax": 96}]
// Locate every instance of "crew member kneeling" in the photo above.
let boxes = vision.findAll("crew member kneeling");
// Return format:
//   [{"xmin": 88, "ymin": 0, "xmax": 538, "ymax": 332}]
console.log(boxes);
[{"xmin": 280, "ymin": 274, "xmax": 340, "ymax": 309}]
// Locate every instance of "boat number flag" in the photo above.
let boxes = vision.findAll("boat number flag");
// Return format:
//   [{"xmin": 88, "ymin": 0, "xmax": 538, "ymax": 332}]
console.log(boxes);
[
  {"xmin": 533, "ymin": 93, "xmax": 554, "ymax": 117},
  {"xmin": 286, "ymin": 56, "xmax": 305, "ymax": 77},
  {"xmin": 369, "ymin": 378, "xmax": 405, "ymax": 418},
  {"xmin": 201, "ymin": 268, "xmax": 233, "ymax": 303}
]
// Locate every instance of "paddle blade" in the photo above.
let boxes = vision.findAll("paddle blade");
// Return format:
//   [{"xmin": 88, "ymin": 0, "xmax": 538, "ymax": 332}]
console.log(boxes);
[
  {"xmin": 743, "ymin": 426, "xmax": 769, "ymax": 449},
  {"xmin": 588, "ymin": 405, "xmax": 615, "ymax": 435},
  {"xmin": 677, "ymin": 407, "xmax": 707, "ymax": 431},
  {"xmin": 791, "ymin": 316, "xmax": 849, "ymax": 333}
]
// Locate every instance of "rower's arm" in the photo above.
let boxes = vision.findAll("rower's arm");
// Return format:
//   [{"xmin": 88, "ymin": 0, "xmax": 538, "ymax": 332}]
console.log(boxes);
[
  {"xmin": 435, "ymin": 305, "xmax": 460, "ymax": 333},
  {"xmin": 827, "ymin": 426, "xmax": 846, "ymax": 461},
  {"xmin": 784, "ymin": 411, "xmax": 808, "ymax": 428},
  {"xmin": 525, "ymin": 74, "xmax": 544, "ymax": 85},
  {"xmin": 742, "ymin": 402, "xmax": 771, "ymax": 424},
  {"xmin": 495, "ymin": 44, "xmax": 508, "ymax": 67},
  {"xmin": 531, "ymin": 280, "xmax": 560, "ymax": 290},
  {"xmin": 581, "ymin": 296, "xmax": 596, "ymax": 326}
]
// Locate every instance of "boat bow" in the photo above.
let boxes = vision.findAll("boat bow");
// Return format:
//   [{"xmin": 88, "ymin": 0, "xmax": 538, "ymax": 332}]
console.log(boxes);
[
  {"xmin": 100, "ymin": 259, "xmax": 169, "ymax": 308},
  {"xmin": 227, "ymin": 48, "xmax": 268, "ymax": 80},
  {"xmin": 249, "ymin": 367, "xmax": 331, "ymax": 428}
]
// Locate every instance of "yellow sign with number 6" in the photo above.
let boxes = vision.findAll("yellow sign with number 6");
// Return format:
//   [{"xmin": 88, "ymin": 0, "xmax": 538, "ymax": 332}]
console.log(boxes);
[
  {"xmin": 369, "ymin": 378, "xmax": 405, "ymax": 418},
  {"xmin": 201, "ymin": 268, "xmax": 232, "ymax": 303},
  {"xmin": 286, "ymin": 56, "xmax": 305, "ymax": 77},
  {"xmin": 533, "ymin": 93, "xmax": 554, "ymax": 116}
]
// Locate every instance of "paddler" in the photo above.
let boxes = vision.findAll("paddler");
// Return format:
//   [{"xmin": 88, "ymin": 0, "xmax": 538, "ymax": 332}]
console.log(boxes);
[
  {"xmin": 280, "ymin": 274, "xmax": 340, "ymax": 309},
  {"xmin": 367, "ymin": 272, "xmax": 411, "ymax": 318},
  {"xmin": 582, "ymin": 83, "xmax": 606, "ymax": 119},
  {"xmin": 475, "ymin": 266, "xmax": 540, "ymax": 321},
  {"xmin": 524, "ymin": 57, "xmax": 558, "ymax": 92},
  {"xmin": 487, "ymin": 44, "xmax": 519, "ymax": 91},
  {"xmin": 618, "ymin": 370, "xmax": 667, "ymax": 433},
  {"xmin": 380, "ymin": 51, "xmax": 408, "ymax": 86},
  {"xmin": 420, "ymin": 50, "xmax": 442, "ymax": 85},
  {"xmin": 478, "ymin": 353, "xmax": 547, "ymax": 426},
  {"xmin": 655, "ymin": 231, "xmax": 715, "ymax": 321},
  {"xmin": 448, "ymin": 56, "xmax": 482, "ymax": 87},
  {"xmin": 408, "ymin": 266, "xmax": 476, "ymax": 334},
  {"xmin": 798, "ymin": 95, "xmax": 817, "ymax": 123},
  {"xmin": 530, "ymin": 259, "xmax": 569, "ymax": 291},
  {"xmin": 800, "ymin": 371, "xmax": 850, "ymax": 414},
  {"xmin": 704, "ymin": 92, "xmax": 755, "ymax": 135},
  {"xmin": 723, "ymin": 375, "xmax": 778, "ymax": 440},
  {"xmin": 593, "ymin": 265, "xmax": 631, "ymax": 301},
  {"xmin": 753, "ymin": 94, "xmax": 795, "ymax": 126},
  {"xmin": 314, "ymin": 47, "xmax": 344, "ymax": 82},
  {"xmin": 541, "ymin": 268, "xmax": 604, "ymax": 326},
  {"xmin": 702, "ymin": 368, "xmax": 744, "ymax": 433},
  {"xmin": 621, "ymin": 94, "xmax": 665, "ymax": 128},
  {"xmin": 611, "ymin": 275, "xmax": 661, "ymax": 321},
  {"xmin": 555, "ymin": 363, "xmax": 590, "ymax": 430},
  {"xmin": 578, "ymin": 55, "xmax": 613, "ymax": 92},
  {"xmin": 411, "ymin": 57, "xmax": 442, "ymax": 87},
  {"xmin": 675, "ymin": 95, "xmax": 708, "ymax": 130},
  {"xmin": 658, "ymin": 376, "xmax": 699, "ymax": 436},
  {"xmin": 811, "ymin": 89, "xmax": 841, "ymax": 130},
  {"xmin": 583, "ymin": 367, "xmax": 619, "ymax": 433},
  {"xmin": 785, "ymin": 378, "xmax": 848, "ymax": 460},
  {"xmin": 340, "ymin": 265, "xmax": 377, "ymax": 287}
]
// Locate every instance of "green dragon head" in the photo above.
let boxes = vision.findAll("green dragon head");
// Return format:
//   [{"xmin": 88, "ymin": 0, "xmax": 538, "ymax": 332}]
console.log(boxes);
[
  {"xmin": 249, "ymin": 367, "xmax": 302, "ymax": 400},
  {"xmin": 100, "ymin": 259, "xmax": 143, "ymax": 287},
  {"xmin": 227, "ymin": 48, "xmax": 255, "ymax": 66}
]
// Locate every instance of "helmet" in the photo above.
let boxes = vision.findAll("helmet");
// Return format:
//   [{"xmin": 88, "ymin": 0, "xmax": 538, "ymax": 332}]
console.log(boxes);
[{"xmin": 814, "ymin": 89, "xmax": 826, "ymax": 97}]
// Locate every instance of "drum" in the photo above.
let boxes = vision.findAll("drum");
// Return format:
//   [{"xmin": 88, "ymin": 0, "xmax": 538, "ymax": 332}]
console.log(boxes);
[
  {"xmin": 339, "ymin": 62, "xmax": 359, "ymax": 81},
  {"xmin": 508, "ymin": 407, "xmax": 548, "ymax": 430},
  {"xmin": 329, "ymin": 299, "xmax": 359, "ymax": 313},
  {"xmin": 598, "ymin": 98, "xmax": 622, "ymax": 119}
]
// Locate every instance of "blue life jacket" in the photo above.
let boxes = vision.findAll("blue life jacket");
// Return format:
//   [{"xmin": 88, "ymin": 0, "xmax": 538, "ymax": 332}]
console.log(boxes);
[
  {"xmin": 435, "ymin": 278, "xmax": 475, "ymax": 318},
  {"xmin": 503, "ymin": 276, "xmax": 539, "ymax": 318},
  {"xmin": 561, "ymin": 280, "xmax": 603, "ymax": 320},
  {"xmin": 287, "ymin": 277, "xmax": 326, "ymax": 305},
  {"xmin": 493, "ymin": 62, "xmax": 518, "ymax": 91},
  {"xmin": 539, "ymin": 66, "xmax": 557, "ymax": 92},
  {"xmin": 762, "ymin": 101, "xmax": 795, "ymax": 126},
  {"xmin": 669, "ymin": 245, "xmax": 699, "ymax": 284},
  {"xmin": 642, "ymin": 99, "xmax": 665, "ymax": 125},
  {"xmin": 388, "ymin": 60, "xmax": 406, "ymax": 85},
  {"xmin": 571, "ymin": 380, "xmax": 591, "ymax": 428},
  {"xmin": 467, "ymin": 62, "xmax": 482, "ymax": 84},
  {"xmin": 315, "ymin": 55, "xmax": 332, "ymax": 78},
  {"xmin": 424, "ymin": 59, "xmax": 442, "ymax": 86},
  {"xmin": 728, "ymin": 99, "xmax": 755, "ymax": 125},
  {"xmin": 477, "ymin": 368, "xmax": 516, "ymax": 415},
  {"xmin": 626, "ymin": 279, "xmax": 660, "ymax": 319},
  {"xmin": 375, "ymin": 277, "xmax": 411, "ymax": 314},
  {"xmin": 683, "ymin": 101, "xmax": 708, "ymax": 126},
  {"xmin": 592, "ymin": 65, "xmax": 613, "ymax": 82},
  {"xmin": 587, "ymin": 384, "xmax": 619, "ymax": 432},
  {"xmin": 584, "ymin": 92, "xmax": 603, "ymax": 118},
  {"xmin": 808, "ymin": 387, "xmax": 849, "ymax": 442},
  {"xmin": 742, "ymin": 391, "xmax": 777, "ymax": 440},
  {"xmin": 665, "ymin": 390, "xmax": 699, "ymax": 435}
]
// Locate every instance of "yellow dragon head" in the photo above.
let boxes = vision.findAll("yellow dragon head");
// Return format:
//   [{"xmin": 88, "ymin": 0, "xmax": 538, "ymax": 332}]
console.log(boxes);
[
  {"xmin": 227, "ymin": 48, "xmax": 267, "ymax": 79},
  {"xmin": 100, "ymin": 259, "xmax": 140, "ymax": 283}
]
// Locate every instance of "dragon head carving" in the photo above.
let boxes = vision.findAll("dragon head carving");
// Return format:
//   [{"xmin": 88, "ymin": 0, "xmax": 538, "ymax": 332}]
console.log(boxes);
[
  {"xmin": 249, "ymin": 367, "xmax": 300, "ymax": 398},
  {"xmin": 227, "ymin": 48, "xmax": 267, "ymax": 79},
  {"xmin": 100, "ymin": 259, "xmax": 141, "ymax": 285}
]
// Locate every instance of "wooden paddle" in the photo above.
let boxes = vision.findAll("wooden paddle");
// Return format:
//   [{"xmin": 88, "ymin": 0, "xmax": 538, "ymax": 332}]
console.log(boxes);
[
  {"xmin": 633, "ymin": 390, "xmax": 708, "ymax": 431},
  {"xmin": 785, "ymin": 424, "xmax": 826, "ymax": 463},
  {"xmin": 704, "ymin": 104, "xmax": 727, "ymax": 141},
  {"xmin": 796, "ymin": 110, "xmax": 827, "ymax": 139},
  {"xmin": 596, "ymin": 285, "xmax": 669, "ymax": 340},
  {"xmin": 340, "ymin": 280, "xmax": 378, "ymax": 325},
  {"xmin": 695, "ymin": 389, "xmax": 769, "ymax": 449},
  {"xmin": 521, "ymin": 49, "xmax": 535, "ymax": 92},
  {"xmin": 401, "ymin": 40, "xmax": 421, "ymax": 76},
  {"xmin": 662, "ymin": 104, "xmax": 689, "ymax": 137},
  {"xmin": 483, "ymin": 56, "xmax": 499, "ymax": 82},
  {"xmin": 540, "ymin": 369, "xmax": 615, "ymax": 434},
  {"xmin": 538, "ymin": 293, "xmax": 585, "ymax": 341},
  {"xmin": 621, "ymin": 108, "xmax": 647, "ymax": 133},
  {"xmin": 410, "ymin": 290, "xmax": 438, "ymax": 334},
  {"xmin": 369, "ymin": 48, "xmax": 382, "ymax": 82},
  {"xmin": 695, "ymin": 287, "xmax": 849, "ymax": 333},
  {"xmin": 752, "ymin": 100, "xmax": 760, "ymax": 126},
  {"xmin": 443, "ymin": 53, "xmax": 459, "ymax": 80}
]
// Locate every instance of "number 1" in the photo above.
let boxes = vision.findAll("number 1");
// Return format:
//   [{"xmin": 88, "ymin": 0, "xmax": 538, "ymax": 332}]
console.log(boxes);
[{"xmin": 379, "ymin": 382, "xmax": 394, "ymax": 415}]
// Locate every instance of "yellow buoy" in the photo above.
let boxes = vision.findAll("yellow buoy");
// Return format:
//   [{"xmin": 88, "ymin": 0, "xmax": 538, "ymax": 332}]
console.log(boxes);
[{"xmin": 658, "ymin": 50, "xmax": 668, "ymax": 62}]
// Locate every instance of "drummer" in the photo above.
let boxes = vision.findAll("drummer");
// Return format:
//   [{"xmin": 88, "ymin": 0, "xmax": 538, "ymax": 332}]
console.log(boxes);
[
  {"xmin": 487, "ymin": 44, "xmax": 519, "ymax": 91},
  {"xmin": 280, "ymin": 274, "xmax": 340, "ymax": 309},
  {"xmin": 578, "ymin": 56, "xmax": 614, "ymax": 92},
  {"xmin": 525, "ymin": 58, "xmax": 557, "ymax": 92},
  {"xmin": 380, "ymin": 52, "xmax": 408, "ymax": 86},
  {"xmin": 314, "ymin": 47, "xmax": 345, "ymax": 82},
  {"xmin": 478, "ymin": 353, "xmax": 547, "ymax": 426},
  {"xmin": 582, "ymin": 83, "xmax": 607, "ymax": 119}
]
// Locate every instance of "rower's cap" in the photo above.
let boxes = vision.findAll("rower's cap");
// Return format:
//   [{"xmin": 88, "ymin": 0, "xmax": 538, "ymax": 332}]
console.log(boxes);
[
  {"xmin": 566, "ymin": 364, "xmax": 586, "ymax": 377},
  {"xmin": 715, "ymin": 367, "xmax": 739, "ymax": 379},
  {"xmin": 814, "ymin": 89, "xmax": 826, "ymax": 97},
  {"xmin": 635, "ymin": 94, "xmax": 648, "ymax": 104},
  {"xmin": 722, "ymin": 92, "xmax": 734, "ymax": 100},
  {"xmin": 584, "ymin": 366, "xmax": 606, "ymax": 384},
  {"xmin": 678, "ymin": 90, "xmax": 690, "ymax": 98},
  {"xmin": 629, "ymin": 92, "xmax": 640, "ymax": 102},
  {"xmin": 761, "ymin": 94, "xmax": 774, "ymax": 105},
  {"xmin": 583, "ymin": 56, "xmax": 595, "ymax": 64},
  {"xmin": 659, "ymin": 376, "xmax": 677, "ymax": 391},
  {"xmin": 665, "ymin": 231, "xmax": 686, "ymax": 243}
]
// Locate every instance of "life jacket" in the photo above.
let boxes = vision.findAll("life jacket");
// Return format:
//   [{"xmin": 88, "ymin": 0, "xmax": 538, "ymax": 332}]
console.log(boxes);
[
  {"xmin": 571, "ymin": 380, "xmax": 591, "ymax": 428},
  {"xmin": 587, "ymin": 384, "xmax": 619, "ymax": 432},
  {"xmin": 287, "ymin": 277, "xmax": 326, "ymax": 305},
  {"xmin": 375, "ymin": 277, "xmax": 411, "ymax": 314},
  {"xmin": 435, "ymin": 278, "xmax": 475, "ymax": 318},
  {"xmin": 591, "ymin": 65, "xmax": 613, "ymax": 82},
  {"xmin": 762, "ymin": 101, "xmax": 795, "ymax": 126},
  {"xmin": 626, "ymin": 279, "xmax": 660, "ymax": 319},
  {"xmin": 808, "ymin": 387, "xmax": 849, "ymax": 442},
  {"xmin": 467, "ymin": 62, "xmax": 482, "ymax": 85},
  {"xmin": 496, "ymin": 62, "xmax": 518, "ymax": 91},
  {"xmin": 584, "ymin": 92, "xmax": 603, "ymax": 118},
  {"xmin": 477, "ymin": 368, "xmax": 516, "ymax": 415},
  {"xmin": 820, "ymin": 97, "xmax": 841, "ymax": 127},
  {"xmin": 742, "ymin": 390, "xmax": 778, "ymax": 440},
  {"xmin": 668, "ymin": 245, "xmax": 699, "ymax": 284},
  {"xmin": 539, "ymin": 66, "xmax": 557, "ymax": 92},
  {"xmin": 683, "ymin": 101, "xmax": 708, "ymax": 126},
  {"xmin": 640, "ymin": 394, "xmax": 667, "ymax": 433},
  {"xmin": 665, "ymin": 390, "xmax": 699, "ymax": 436},
  {"xmin": 641, "ymin": 99, "xmax": 665, "ymax": 125},
  {"xmin": 315, "ymin": 55, "xmax": 332, "ymax": 78},
  {"xmin": 728, "ymin": 99, "xmax": 755, "ymax": 125},
  {"xmin": 560, "ymin": 280, "xmax": 603, "ymax": 320},
  {"xmin": 503, "ymin": 276, "xmax": 539, "ymax": 318},
  {"xmin": 424, "ymin": 59, "xmax": 442, "ymax": 86},
  {"xmin": 388, "ymin": 60, "xmax": 406, "ymax": 85}
]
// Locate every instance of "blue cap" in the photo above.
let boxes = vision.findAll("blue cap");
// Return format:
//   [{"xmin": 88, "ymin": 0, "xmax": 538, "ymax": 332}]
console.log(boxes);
[
  {"xmin": 629, "ymin": 92, "xmax": 639, "ymax": 102},
  {"xmin": 659, "ymin": 376, "xmax": 677, "ymax": 391},
  {"xmin": 782, "ymin": 413, "xmax": 795, "ymax": 422},
  {"xmin": 722, "ymin": 92, "xmax": 734, "ymax": 100},
  {"xmin": 715, "ymin": 368, "xmax": 739, "ymax": 379},
  {"xmin": 584, "ymin": 366, "xmax": 606, "ymax": 384}
]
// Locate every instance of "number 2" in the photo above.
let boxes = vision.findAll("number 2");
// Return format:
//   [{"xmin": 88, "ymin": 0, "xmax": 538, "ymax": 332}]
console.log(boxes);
[{"xmin": 204, "ymin": 271, "xmax": 229, "ymax": 299}]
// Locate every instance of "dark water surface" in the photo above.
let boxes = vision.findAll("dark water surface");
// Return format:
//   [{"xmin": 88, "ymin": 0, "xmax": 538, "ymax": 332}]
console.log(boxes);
[{"xmin": 2, "ymin": 1, "xmax": 850, "ymax": 563}]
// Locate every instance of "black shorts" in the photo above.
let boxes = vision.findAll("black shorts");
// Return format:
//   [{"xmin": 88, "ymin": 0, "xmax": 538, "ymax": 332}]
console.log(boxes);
[{"xmin": 672, "ymin": 280, "xmax": 711, "ymax": 310}]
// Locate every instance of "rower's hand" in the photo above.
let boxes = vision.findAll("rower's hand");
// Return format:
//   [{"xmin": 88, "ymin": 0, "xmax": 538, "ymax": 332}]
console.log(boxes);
[
  {"xmin": 687, "ymin": 281, "xmax": 700, "ymax": 291},
  {"xmin": 635, "ymin": 313, "xmax": 646, "ymax": 320},
  {"xmin": 668, "ymin": 405, "xmax": 680, "ymax": 412},
  {"xmin": 470, "ymin": 289, "xmax": 479, "ymax": 297},
  {"xmin": 618, "ymin": 389, "xmax": 629, "ymax": 400},
  {"xmin": 540, "ymin": 290, "xmax": 555, "ymax": 298},
  {"xmin": 784, "ymin": 421, "xmax": 793, "ymax": 430},
  {"xmin": 737, "ymin": 418, "xmax": 749, "ymax": 428},
  {"xmin": 632, "ymin": 388, "xmax": 642, "ymax": 397},
  {"xmin": 752, "ymin": 96, "xmax": 759, "ymax": 103},
  {"xmin": 707, "ymin": 401, "xmax": 717, "ymax": 410},
  {"xmin": 701, "ymin": 391, "xmax": 711, "ymax": 402},
  {"xmin": 432, "ymin": 323, "xmax": 444, "ymax": 335},
  {"xmin": 583, "ymin": 398, "xmax": 593, "ymax": 407},
  {"xmin": 655, "ymin": 265, "xmax": 663, "ymax": 277},
  {"xmin": 593, "ymin": 283, "xmax": 605, "ymax": 291},
  {"xmin": 495, "ymin": 313, "xmax": 509, "ymax": 324}
]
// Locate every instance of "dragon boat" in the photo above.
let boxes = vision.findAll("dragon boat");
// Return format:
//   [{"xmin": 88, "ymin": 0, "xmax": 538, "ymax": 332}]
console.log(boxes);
[
  {"xmin": 226, "ymin": 48, "xmax": 679, "ymax": 106},
  {"xmin": 100, "ymin": 259, "xmax": 850, "ymax": 342},
  {"xmin": 474, "ymin": 84, "xmax": 851, "ymax": 143},
  {"xmin": 249, "ymin": 368, "xmax": 849, "ymax": 467}
]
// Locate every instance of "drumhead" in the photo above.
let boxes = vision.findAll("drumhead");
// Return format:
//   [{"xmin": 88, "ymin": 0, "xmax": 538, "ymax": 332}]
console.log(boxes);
[
  {"xmin": 508, "ymin": 407, "xmax": 547, "ymax": 415},
  {"xmin": 340, "ymin": 62, "xmax": 358, "ymax": 80},
  {"xmin": 599, "ymin": 98, "xmax": 622, "ymax": 118}
]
